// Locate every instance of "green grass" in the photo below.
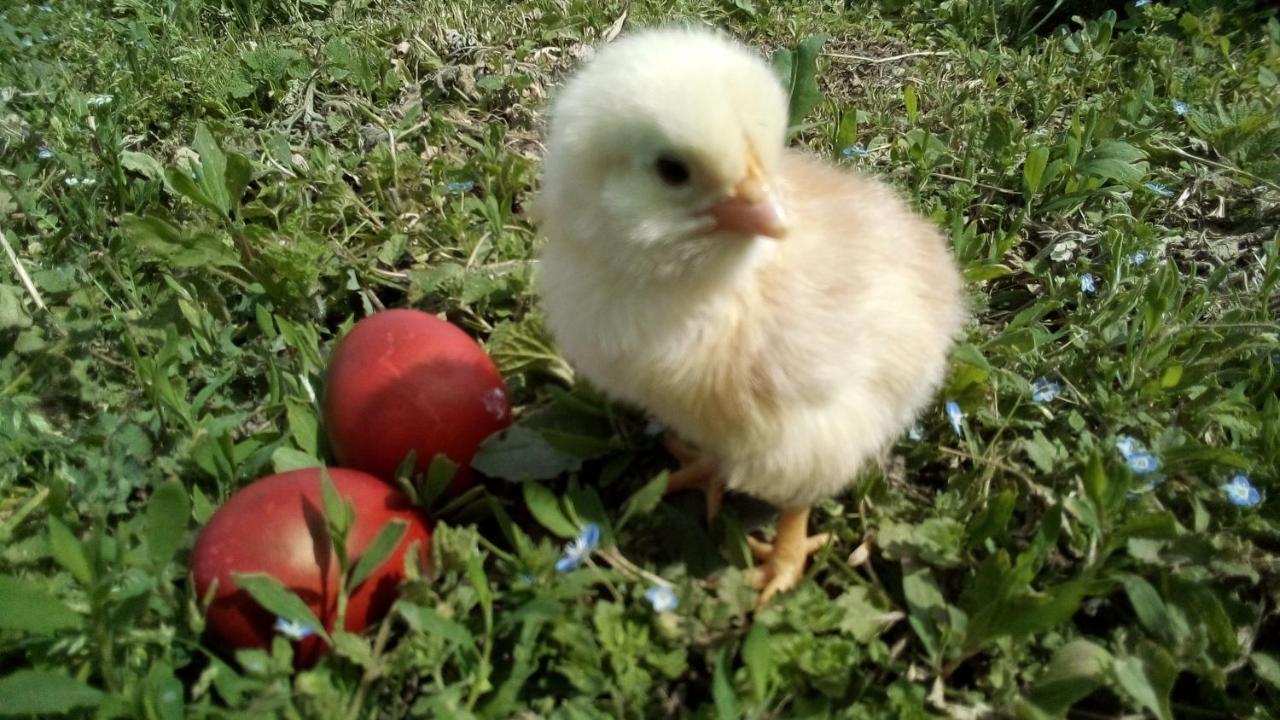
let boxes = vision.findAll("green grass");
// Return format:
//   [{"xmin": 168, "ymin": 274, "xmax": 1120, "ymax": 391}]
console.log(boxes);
[{"xmin": 2, "ymin": 0, "xmax": 1279, "ymax": 717}]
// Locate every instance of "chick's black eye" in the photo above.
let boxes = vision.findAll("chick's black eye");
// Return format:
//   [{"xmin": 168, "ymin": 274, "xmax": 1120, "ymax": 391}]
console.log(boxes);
[{"xmin": 654, "ymin": 155, "xmax": 690, "ymax": 186}]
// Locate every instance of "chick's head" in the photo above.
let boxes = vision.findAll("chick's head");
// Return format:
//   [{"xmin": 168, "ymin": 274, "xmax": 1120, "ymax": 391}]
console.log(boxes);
[{"xmin": 539, "ymin": 28, "xmax": 790, "ymax": 282}]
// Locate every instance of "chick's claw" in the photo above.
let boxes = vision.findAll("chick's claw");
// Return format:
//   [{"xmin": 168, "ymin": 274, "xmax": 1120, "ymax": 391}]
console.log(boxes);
[{"xmin": 746, "ymin": 507, "xmax": 830, "ymax": 608}]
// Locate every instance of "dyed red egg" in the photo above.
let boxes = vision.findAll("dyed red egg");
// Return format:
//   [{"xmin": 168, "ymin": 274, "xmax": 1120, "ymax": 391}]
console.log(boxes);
[
  {"xmin": 190, "ymin": 467, "xmax": 431, "ymax": 666},
  {"xmin": 323, "ymin": 309, "xmax": 511, "ymax": 494}
]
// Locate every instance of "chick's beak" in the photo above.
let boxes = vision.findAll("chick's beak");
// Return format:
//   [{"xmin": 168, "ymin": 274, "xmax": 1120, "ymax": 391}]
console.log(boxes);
[{"xmin": 707, "ymin": 174, "xmax": 789, "ymax": 240}]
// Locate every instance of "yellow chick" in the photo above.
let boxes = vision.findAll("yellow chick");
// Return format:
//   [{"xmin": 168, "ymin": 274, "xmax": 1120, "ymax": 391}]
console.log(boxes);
[{"xmin": 534, "ymin": 27, "xmax": 966, "ymax": 606}]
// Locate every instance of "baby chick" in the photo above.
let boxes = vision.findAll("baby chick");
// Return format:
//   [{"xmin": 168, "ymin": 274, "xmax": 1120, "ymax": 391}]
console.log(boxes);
[{"xmin": 535, "ymin": 27, "xmax": 966, "ymax": 606}]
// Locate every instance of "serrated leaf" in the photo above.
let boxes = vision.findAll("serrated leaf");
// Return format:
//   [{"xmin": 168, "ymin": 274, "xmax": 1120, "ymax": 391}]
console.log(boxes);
[
  {"xmin": 48, "ymin": 517, "xmax": 92, "ymax": 587},
  {"xmin": 742, "ymin": 623, "xmax": 771, "ymax": 701},
  {"xmin": 521, "ymin": 481, "xmax": 578, "ymax": 538},
  {"xmin": 471, "ymin": 426, "xmax": 584, "ymax": 482},
  {"xmin": 0, "ymin": 671, "xmax": 103, "ymax": 716},
  {"xmin": 398, "ymin": 602, "xmax": 475, "ymax": 649},
  {"xmin": 147, "ymin": 480, "xmax": 190, "ymax": 566},
  {"xmin": 331, "ymin": 630, "xmax": 374, "ymax": 669},
  {"xmin": 348, "ymin": 519, "xmax": 408, "ymax": 592},
  {"xmin": 0, "ymin": 576, "xmax": 83, "ymax": 634},
  {"xmin": 232, "ymin": 572, "xmax": 330, "ymax": 643},
  {"xmin": 770, "ymin": 35, "xmax": 826, "ymax": 132}
]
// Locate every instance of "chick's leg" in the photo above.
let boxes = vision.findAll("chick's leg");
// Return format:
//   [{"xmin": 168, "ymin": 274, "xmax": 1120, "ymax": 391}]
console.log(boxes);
[
  {"xmin": 662, "ymin": 432, "xmax": 723, "ymax": 523},
  {"xmin": 746, "ymin": 507, "xmax": 830, "ymax": 608}
]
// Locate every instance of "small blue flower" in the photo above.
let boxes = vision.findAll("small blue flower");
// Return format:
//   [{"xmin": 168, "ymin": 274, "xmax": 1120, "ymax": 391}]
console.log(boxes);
[
  {"xmin": 1031, "ymin": 377, "xmax": 1060, "ymax": 403},
  {"xmin": 907, "ymin": 422, "xmax": 923, "ymax": 441},
  {"xmin": 555, "ymin": 523, "xmax": 600, "ymax": 573},
  {"xmin": 1080, "ymin": 273, "xmax": 1097, "ymax": 294},
  {"xmin": 841, "ymin": 144, "xmax": 867, "ymax": 159},
  {"xmin": 1143, "ymin": 182, "xmax": 1174, "ymax": 197},
  {"xmin": 1126, "ymin": 451, "xmax": 1161, "ymax": 475},
  {"xmin": 944, "ymin": 401, "xmax": 964, "ymax": 437},
  {"xmin": 446, "ymin": 180, "xmax": 474, "ymax": 193},
  {"xmin": 1115, "ymin": 435, "xmax": 1142, "ymax": 458},
  {"xmin": 21, "ymin": 37, "xmax": 33, "ymax": 47},
  {"xmin": 1131, "ymin": 251, "xmax": 1148, "ymax": 265},
  {"xmin": 36, "ymin": 147, "xmax": 53, "ymax": 160},
  {"xmin": 273, "ymin": 617, "xmax": 315, "ymax": 641},
  {"xmin": 644, "ymin": 585, "xmax": 678, "ymax": 612},
  {"xmin": 87, "ymin": 94, "xmax": 113, "ymax": 107},
  {"xmin": 1171, "ymin": 100, "xmax": 1188, "ymax": 116},
  {"xmin": 1221, "ymin": 475, "xmax": 1261, "ymax": 508},
  {"xmin": 64, "ymin": 176, "xmax": 80, "ymax": 187},
  {"xmin": 1135, "ymin": 0, "xmax": 1150, "ymax": 6}
]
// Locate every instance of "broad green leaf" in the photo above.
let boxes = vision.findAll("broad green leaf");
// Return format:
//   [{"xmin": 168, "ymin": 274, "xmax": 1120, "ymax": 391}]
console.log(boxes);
[
  {"xmin": 48, "ymin": 517, "xmax": 92, "ymax": 587},
  {"xmin": 1113, "ymin": 643, "xmax": 1176, "ymax": 720},
  {"xmin": 348, "ymin": 519, "xmax": 408, "ymax": 592},
  {"xmin": 147, "ymin": 480, "xmax": 190, "ymax": 566},
  {"xmin": 285, "ymin": 397, "xmax": 319, "ymax": 457},
  {"xmin": 471, "ymin": 426, "xmax": 584, "ymax": 482},
  {"xmin": 521, "ymin": 481, "xmax": 578, "ymax": 538},
  {"xmin": 1121, "ymin": 574, "xmax": 1174, "ymax": 645},
  {"xmin": 224, "ymin": 152, "xmax": 252, "ymax": 212},
  {"xmin": 1023, "ymin": 145, "xmax": 1050, "ymax": 197},
  {"xmin": 417, "ymin": 453, "xmax": 460, "ymax": 506},
  {"xmin": 270, "ymin": 446, "xmax": 321, "ymax": 474},
  {"xmin": 164, "ymin": 167, "xmax": 221, "ymax": 216},
  {"xmin": 617, "ymin": 471, "xmax": 669, "ymax": 530},
  {"xmin": 1029, "ymin": 639, "xmax": 1113, "ymax": 715},
  {"xmin": 121, "ymin": 150, "xmax": 165, "ymax": 180},
  {"xmin": 231, "ymin": 572, "xmax": 330, "ymax": 643},
  {"xmin": 1251, "ymin": 653, "xmax": 1280, "ymax": 690},
  {"xmin": 0, "ymin": 576, "xmax": 83, "ymax": 633},
  {"xmin": 0, "ymin": 671, "xmax": 103, "ymax": 716},
  {"xmin": 142, "ymin": 662, "xmax": 183, "ymax": 720},
  {"xmin": 192, "ymin": 123, "xmax": 232, "ymax": 214},
  {"xmin": 742, "ymin": 623, "xmax": 772, "ymax": 701},
  {"xmin": 712, "ymin": 645, "xmax": 741, "ymax": 720},
  {"xmin": 770, "ymin": 35, "xmax": 826, "ymax": 132},
  {"xmin": 904, "ymin": 84, "xmax": 918, "ymax": 124},
  {"xmin": 398, "ymin": 602, "xmax": 476, "ymax": 649}
]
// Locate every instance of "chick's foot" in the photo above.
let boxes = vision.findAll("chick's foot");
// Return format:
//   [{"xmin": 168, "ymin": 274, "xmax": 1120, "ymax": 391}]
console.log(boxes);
[
  {"xmin": 746, "ymin": 507, "xmax": 830, "ymax": 608},
  {"xmin": 662, "ymin": 432, "xmax": 723, "ymax": 523}
]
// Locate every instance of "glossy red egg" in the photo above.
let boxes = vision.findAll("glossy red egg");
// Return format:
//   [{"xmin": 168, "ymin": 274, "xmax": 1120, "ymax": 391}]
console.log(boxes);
[
  {"xmin": 323, "ymin": 309, "xmax": 511, "ymax": 494},
  {"xmin": 190, "ymin": 468, "xmax": 431, "ymax": 666}
]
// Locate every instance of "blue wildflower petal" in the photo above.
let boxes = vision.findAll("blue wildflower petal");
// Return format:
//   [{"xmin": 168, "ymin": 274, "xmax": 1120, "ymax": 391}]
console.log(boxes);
[
  {"xmin": 944, "ymin": 401, "xmax": 964, "ymax": 436},
  {"xmin": 555, "ymin": 523, "xmax": 601, "ymax": 573},
  {"xmin": 36, "ymin": 147, "xmax": 53, "ymax": 160},
  {"xmin": 644, "ymin": 585, "xmax": 678, "ymax": 613},
  {"xmin": 841, "ymin": 144, "xmax": 867, "ymax": 159},
  {"xmin": 1131, "ymin": 251, "xmax": 1148, "ymax": 265},
  {"xmin": 446, "ymin": 180, "xmax": 475, "ymax": 193},
  {"xmin": 1221, "ymin": 475, "xmax": 1262, "ymax": 508},
  {"xmin": 1142, "ymin": 182, "xmax": 1174, "ymax": 198},
  {"xmin": 1031, "ymin": 377, "xmax": 1060, "ymax": 403},
  {"xmin": 1126, "ymin": 451, "xmax": 1161, "ymax": 475},
  {"xmin": 1080, "ymin": 273, "xmax": 1096, "ymax": 294},
  {"xmin": 1114, "ymin": 435, "xmax": 1141, "ymax": 458},
  {"xmin": 273, "ymin": 617, "xmax": 316, "ymax": 641},
  {"xmin": 1171, "ymin": 100, "xmax": 1188, "ymax": 116}
]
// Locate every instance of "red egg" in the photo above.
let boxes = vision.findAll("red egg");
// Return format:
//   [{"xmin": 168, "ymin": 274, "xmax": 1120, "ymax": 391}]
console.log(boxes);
[
  {"xmin": 323, "ymin": 309, "xmax": 511, "ymax": 494},
  {"xmin": 190, "ymin": 468, "xmax": 431, "ymax": 666}
]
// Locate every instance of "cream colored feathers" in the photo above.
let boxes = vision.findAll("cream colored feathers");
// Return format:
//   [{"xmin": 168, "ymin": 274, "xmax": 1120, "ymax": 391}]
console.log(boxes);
[{"xmin": 535, "ymin": 26, "xmax": 965, "ymax": 602}]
